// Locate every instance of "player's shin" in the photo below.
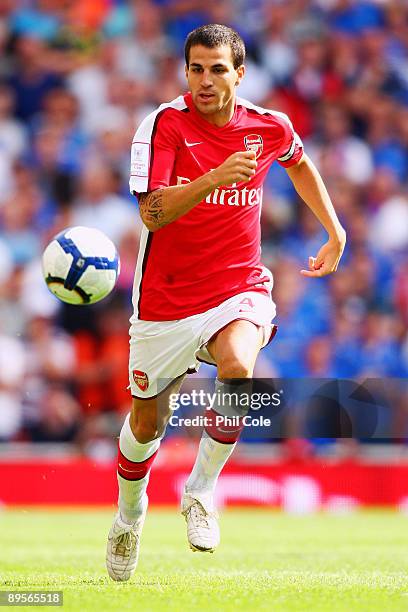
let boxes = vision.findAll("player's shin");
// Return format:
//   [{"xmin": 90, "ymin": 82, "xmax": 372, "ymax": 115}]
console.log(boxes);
[
  {"xmin": 117, "ymin": 413, "xmax": 160, "ymax": 524},
  {"xmin": 184, "ymin": 378, "xmax": 251, "ymax": 509}
]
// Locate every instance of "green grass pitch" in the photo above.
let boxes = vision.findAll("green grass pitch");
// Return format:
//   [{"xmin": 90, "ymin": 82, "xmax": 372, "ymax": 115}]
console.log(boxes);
[{"xmin": 1, "ymin": 508, "xmax": 408, "ymax": 611}]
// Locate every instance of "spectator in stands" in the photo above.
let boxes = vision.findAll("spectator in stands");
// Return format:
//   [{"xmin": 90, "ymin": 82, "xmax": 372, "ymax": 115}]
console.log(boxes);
[
  {"xmin": 69, "ymin": 158, "xmax": 138, "ymax": 244},
  {"xmin": 7, "ymin": 35, "xmax": 64, "ymax": 122}
]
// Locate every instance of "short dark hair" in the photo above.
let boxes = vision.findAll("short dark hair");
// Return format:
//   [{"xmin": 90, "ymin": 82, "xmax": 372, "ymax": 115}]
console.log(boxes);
[{"xmin": 185, "ymin": 24, "xmax": 245, "ymax": 70}]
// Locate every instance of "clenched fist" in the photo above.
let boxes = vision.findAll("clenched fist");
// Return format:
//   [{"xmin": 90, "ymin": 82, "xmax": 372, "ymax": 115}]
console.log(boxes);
[{"xmin": 211, "ymin": 150, "xmax": 257, "ymax": 187}]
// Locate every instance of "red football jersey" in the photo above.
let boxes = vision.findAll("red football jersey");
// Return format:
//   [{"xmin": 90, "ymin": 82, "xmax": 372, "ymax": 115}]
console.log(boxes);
[{"xmin": 129, "ymin": 92, "xmax": 303, "ymax": 321}]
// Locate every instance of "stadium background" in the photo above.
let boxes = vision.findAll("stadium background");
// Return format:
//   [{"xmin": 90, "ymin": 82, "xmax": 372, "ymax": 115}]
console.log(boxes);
[{"xmin": 0, "ymin": 0, "xmax": 407, "ymax": 511}]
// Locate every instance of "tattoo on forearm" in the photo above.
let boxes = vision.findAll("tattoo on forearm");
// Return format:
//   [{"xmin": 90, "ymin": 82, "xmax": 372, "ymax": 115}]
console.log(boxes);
[{"xmin": 138, "ymin": 190, "xmax": 166, "ymax": 229}]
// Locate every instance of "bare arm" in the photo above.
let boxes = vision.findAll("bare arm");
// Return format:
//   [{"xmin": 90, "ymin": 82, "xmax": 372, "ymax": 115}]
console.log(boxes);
[
  {"xmin": 137, "ymin": 151, "xmax": 257, "ymax": 232},
  {"xmin": 286, "ymin": 153, "xmax": 346, "ymax": 277},
  {"xmin": 137, "ymin": 173, "xmax": 218, "ymax": 231}
]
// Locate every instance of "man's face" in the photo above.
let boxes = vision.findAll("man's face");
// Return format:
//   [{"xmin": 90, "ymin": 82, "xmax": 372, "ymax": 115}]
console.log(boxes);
[{"xmin": 185, "ymin": 45, "xmax": 244, "ymax": 121}]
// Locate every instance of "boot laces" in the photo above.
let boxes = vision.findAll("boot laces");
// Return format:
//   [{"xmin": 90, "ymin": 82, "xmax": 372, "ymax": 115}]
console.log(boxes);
[
  {"xmin": 188, "ymin": 501, "xmax": 213, "ymax": 528},
  {"xmin": 114, "ymin": 531, "xmax": 136, "ymax": 557}
]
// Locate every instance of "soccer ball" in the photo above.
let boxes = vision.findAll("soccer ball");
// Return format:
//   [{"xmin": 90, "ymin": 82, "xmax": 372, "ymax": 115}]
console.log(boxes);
[{"xmin": 42, "ymin": 226, "xmax": 120, "ymax": 305}]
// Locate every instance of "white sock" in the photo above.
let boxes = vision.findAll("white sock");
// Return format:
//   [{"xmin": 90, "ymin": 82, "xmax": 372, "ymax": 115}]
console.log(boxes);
[
  {"xmin": 184, "ymin": 378, "xmax": 250, "ymax": 510},
  {"xmin": 184, "ymin": 435, "xmax": 236, "ymax": 510},
  {"xmin": 117, "ymin": 413, "xmax": 160, "ymax": 524}
]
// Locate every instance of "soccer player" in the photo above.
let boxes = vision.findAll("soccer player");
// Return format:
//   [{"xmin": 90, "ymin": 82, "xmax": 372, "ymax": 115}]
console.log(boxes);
[{"xmin": 106, "ymin": 24, "xmax": 346, "ymax": 581}]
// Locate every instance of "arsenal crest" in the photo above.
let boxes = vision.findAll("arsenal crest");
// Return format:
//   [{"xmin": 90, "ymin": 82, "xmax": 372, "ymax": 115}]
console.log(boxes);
[
  {"xmin": 133, "ymin": 369, "xmax": 149, "ymax": 391},
  {"xmin": 244, "ymin": 134, "xmax": 263, "ymax": 159}
]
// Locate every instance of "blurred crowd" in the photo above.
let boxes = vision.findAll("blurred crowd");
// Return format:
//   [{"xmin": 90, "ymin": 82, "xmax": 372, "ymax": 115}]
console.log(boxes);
[{"xmin": 0, "ymin": 0, "xmax": 407, "ymax": 451}]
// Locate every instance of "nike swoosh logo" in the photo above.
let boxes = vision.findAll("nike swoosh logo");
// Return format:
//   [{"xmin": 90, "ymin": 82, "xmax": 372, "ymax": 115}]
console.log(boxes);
[
  {"xmin": 185, "ymin": 139, "xmax": 202, "ymax": 147},
  {"xmin": 118, "ymin": 463, "xmax": 145, "ymax": 475}
]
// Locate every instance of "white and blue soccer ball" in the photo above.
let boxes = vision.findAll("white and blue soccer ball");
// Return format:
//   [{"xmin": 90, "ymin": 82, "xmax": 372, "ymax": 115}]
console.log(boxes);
[{"xmin": 42, "ymin": 226, "xmax": 120, "ymax": 305}]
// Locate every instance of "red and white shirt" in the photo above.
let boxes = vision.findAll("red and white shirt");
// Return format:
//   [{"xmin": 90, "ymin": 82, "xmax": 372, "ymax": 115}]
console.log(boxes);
[{"xmin": 130, "ymin": 92, "xmax": 303, "ymax": 321}]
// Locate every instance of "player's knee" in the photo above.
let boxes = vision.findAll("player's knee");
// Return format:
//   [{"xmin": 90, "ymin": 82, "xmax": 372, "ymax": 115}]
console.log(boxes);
[
  {"xmin": 133, "ymin": 421, "xmax": 161, "ymax": 444},
  {"xmin": 130, "ymin": 399, "xmax": 170, "ymax": 443},
  {"xmin": 217, "ymin": 357, "xmax": 252, "ymax": 380},
  {"xmin": 131, "ymin": 412, "xmax": 169, "ymax": 443}
]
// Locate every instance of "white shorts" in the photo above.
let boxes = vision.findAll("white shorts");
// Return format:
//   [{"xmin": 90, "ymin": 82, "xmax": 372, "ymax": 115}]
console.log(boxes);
[{"xmin": 129, "ymin": 287, "xmax": 277, "ymax": 399}]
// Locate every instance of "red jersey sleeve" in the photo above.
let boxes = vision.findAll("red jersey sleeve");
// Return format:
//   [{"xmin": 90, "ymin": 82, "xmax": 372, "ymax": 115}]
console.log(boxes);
[
  {"xmin": 129, "ymin": 107, "xmax": 180, "ymax": 195},
  {"xmin": 276, "ymin": 114, "xmax": 304, "ymax": 168}
]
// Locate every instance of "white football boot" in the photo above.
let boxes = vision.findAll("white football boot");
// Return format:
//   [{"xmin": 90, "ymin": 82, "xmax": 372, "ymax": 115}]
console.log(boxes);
[
  {"xmin": 181, "ymin": 493, "xmax": 220, "ymax": 553},
  {"xmin": 106, "ymin": 499, "xmax": 147, "ymax": 581}
]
